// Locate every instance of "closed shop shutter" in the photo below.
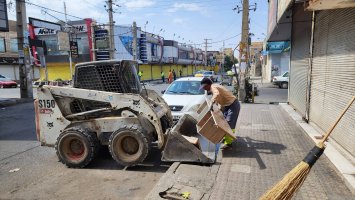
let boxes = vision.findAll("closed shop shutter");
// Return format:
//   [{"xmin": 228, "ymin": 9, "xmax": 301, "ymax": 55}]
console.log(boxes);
[
  {"xmin": 280, "ymin": 52, "xmax": 290, "ymax": 75},
  {"xmin": 310, "ymin": 8, "xmax": 355, "ymax": 157},
  {"xmin": 289, "ymin": 4, "xmax": 312, "ymax": 117}
]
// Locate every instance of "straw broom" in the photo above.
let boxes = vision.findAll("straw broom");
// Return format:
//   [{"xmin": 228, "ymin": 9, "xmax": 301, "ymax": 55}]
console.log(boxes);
[{"xmin": 260, "ymin": 96, "xmax": 355, "ymax": 200}]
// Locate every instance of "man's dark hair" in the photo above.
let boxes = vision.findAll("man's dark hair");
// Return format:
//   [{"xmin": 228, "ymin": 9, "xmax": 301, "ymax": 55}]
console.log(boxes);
[{"xmin": 201, "ymin": 77, "xmax": 213, "ymax": 85}]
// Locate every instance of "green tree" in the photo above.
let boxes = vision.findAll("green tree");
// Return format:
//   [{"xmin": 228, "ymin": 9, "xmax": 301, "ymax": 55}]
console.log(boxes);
[{"xmin": 224, "ymin": 55, "xmax": 238, "ymax": 71}]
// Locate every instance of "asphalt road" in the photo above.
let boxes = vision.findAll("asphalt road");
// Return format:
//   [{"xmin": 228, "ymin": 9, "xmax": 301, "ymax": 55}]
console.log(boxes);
[{"xmin": 0, "ymin": 85, "xmax": 171, "ymax": 200}]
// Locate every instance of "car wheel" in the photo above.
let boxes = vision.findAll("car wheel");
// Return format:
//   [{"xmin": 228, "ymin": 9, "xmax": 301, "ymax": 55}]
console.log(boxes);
[
  {"xmin": 0, "ymin": 85, "xmax": 3, "ymax": 89},
  {"xmin": 281, "ymin": 82, "xmax": 288, "ymax": 89}
]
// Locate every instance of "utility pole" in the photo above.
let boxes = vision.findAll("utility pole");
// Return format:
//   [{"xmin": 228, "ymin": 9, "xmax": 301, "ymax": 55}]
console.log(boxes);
[
  {"xmin": 234, "ymin": 0, "xmax": 256, "ymax": 102},
  {"xmin": 132, "ymin": 21, "xmax": 137, "ymax": 61},
  {"xmin": 204, "ymin": 39, "xmax": 211, "ymax": 68},
  {"xmin": 16, "ymin": 0, "xmax": 33, "ymax": 98},
  {"xmin": 63, "ymin": 1, "xmax": 73, "ymax": 79},
  {"xmin": 108, "ymin": 0, "xmax": 115, "ymax": 59}
]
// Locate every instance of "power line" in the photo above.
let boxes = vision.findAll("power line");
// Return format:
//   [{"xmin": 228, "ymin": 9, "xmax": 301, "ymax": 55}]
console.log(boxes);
[{"xmin": 22, "ymin": 0, "xmax": 84, "ymax": 20}]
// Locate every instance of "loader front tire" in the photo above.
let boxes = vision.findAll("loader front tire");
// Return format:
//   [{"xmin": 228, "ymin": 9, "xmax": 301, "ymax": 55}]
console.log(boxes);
[
  {"xmin": 109, "ymin": 125, "xmax": 149, "ymax": 167},
  {"xmin": 55, "ymin": 129, "xmax": 97, "ymax": 168}
]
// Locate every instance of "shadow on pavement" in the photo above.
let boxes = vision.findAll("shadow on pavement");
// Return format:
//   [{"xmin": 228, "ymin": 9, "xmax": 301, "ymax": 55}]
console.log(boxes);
[
  {"xmin": 86, "ymin": 146, "xmax": 171, "ymax": 173},
  {"xmin": 222, "ymin": 136, "xmax": 286, "ymax": 170}
]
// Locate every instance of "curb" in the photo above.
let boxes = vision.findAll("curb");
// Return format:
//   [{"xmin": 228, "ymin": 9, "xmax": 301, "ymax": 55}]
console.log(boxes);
[
  {"xmin": 279, "ymin": 103, "xmax": 355, "ymax": 195},
  {"xmin": 145, "ymin": 150, "xmax": 222, "ymax": 199},
  {"xmin": 0, "ymin": 98, "xmax": 33, "ymax": 108}
]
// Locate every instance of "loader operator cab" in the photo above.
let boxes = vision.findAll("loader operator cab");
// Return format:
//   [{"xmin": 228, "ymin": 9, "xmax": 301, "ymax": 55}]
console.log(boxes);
[{"xmin": 74, "ymin": 60, "xmax": 142, "ymax": 94}]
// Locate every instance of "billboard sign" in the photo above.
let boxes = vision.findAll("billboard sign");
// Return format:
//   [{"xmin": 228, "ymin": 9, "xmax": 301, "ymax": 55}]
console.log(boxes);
[
  {"xmin": 72, "ymin": 24, "xmax": 87, "ymax": 33},
  {"xmin": 29, "ymin": 17, "xmax": 61, "ymax": 35},
  {"xmin": 57, "ymin": 31, "xmax": 70, "ymax": 51},
  {"xmin": 34, "ymin": 28, "xmax": 58, "ymax": 35},
  {"xmin": 266, "ymin": 41, "xmax": 290, "ymax": 54}
]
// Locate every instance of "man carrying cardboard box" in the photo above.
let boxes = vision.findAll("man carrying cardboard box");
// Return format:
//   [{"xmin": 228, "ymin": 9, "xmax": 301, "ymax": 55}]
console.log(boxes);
[{"xmin": 200, "ymin": 77, "xmax": 241, "ymax": 149}]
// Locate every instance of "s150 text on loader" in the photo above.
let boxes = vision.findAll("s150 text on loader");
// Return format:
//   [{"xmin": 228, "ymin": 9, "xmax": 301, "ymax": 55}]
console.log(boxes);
[{"xmin": 34, "ymin": 60, "xmax": 219, "ymax": 168}]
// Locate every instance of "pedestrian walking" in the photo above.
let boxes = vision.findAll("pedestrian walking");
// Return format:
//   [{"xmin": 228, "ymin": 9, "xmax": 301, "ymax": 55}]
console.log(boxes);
[
  {"xmin": 168, "ymin": 70, "xmax": 173, "ymax": 84},
  {"xmin": 161, "ymin": 71, "xmax": 165, "ymax": 83},
  {"xmin": 138, "ymin": 71, "xmax": 143, "ymax": 81},
  {"xmin": 179, "ymin": 69, "xmax": 182, "ymax": 77},
  {"xmin": 172, "ymin": 69, "xmax": 176, "ymax": 81},
  {"xmin": 200, "ymin": 77, "xmax": 240, "ymax": 149}
]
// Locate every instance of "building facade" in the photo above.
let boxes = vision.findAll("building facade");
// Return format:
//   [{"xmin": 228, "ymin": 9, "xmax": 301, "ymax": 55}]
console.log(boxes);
[
  {"xmin": 0, "ymin": 20, "xmax": 39, "ymax": 81},
  {"xmin": 28, "ymin": 17, "xmax": 94, "ymax": 81},
  {"xmin": 249, "ymin": 41, "xmax": 263, "ymax": 76},
  {"xmin": 268, "ymin": 0, "xmax": 355, "ymax": 160},
  {"xmin": 92, "ymin": 24, "xmax": 208, "ymax": 81}
]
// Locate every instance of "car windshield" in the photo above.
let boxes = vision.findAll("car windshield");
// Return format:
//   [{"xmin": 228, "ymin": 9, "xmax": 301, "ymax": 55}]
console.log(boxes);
[{"xmin": 165, "ymin": 81, "xmax": 204, "ymax": 95}]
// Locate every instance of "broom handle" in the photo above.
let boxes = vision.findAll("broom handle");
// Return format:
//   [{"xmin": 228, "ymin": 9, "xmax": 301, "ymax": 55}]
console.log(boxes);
[{"xmin": 320, "ymin": 96, "xmax": 355, "ymax": 144}]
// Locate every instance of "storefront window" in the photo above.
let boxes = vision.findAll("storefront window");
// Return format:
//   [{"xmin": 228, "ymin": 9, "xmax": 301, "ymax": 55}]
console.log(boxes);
[
  {"xmin": 37, "ymin": 35, "xmax": 67, "ymax": 56},
  {"xmin": 0, "ymin": 38, "xmax": 5, "ymax": 52},
  {"xmin": 10, "ymin": 38, "xmax": 18, "ymax": 52},
  {"xmin": 76, "ymin": 34, "xmax": 89, "ymax": 55}
]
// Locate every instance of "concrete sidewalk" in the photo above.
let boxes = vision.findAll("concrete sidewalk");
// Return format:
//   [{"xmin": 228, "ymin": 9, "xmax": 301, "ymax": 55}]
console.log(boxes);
[{"xmin": 146, "ymin": 104, "xmax": 354, "ymax": 200}]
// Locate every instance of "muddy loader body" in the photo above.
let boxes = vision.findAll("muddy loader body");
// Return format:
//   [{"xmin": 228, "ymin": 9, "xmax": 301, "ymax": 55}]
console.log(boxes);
[{"xmin": 35, "ymin": 60, "xmax": 218, "ymax": 168}]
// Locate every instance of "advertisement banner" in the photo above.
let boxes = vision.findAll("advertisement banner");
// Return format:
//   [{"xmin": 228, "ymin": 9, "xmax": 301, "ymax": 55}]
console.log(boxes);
[
  {"xmin": 71, "ymin": 24, "xmax": 87, "ymax": 33},
  {"xmin": 34, "ymin": 28, "xmax": 57, "ymax": 35},
  {"xmin": 266, "ymin": 41, "xmax": 290, "ymax": 54},
  {"xmin": 70, "ymin": 41, "xmax": 79, "ymax": 58}
]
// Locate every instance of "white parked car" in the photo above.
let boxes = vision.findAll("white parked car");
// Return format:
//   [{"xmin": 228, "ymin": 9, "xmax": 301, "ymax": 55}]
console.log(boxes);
[
  {"xmin": 162, "ymin": 77, "xmax": 207, "ymax": 121},
  {"xmin": 272, "ymin": 71, "xmax": 289, "ymax": 89}
]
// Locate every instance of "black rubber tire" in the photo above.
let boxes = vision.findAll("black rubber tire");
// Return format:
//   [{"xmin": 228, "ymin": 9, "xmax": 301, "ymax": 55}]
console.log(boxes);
[
  {"xmin": 109, "ymin": 125, "xmax": 149, "ymax": 167},
  {"xmin": 55, "ymin": 128, "xmax": 97, "ymax": 168},
  {"xmin": 281, "ymin": 82, "xmax": 288, "ymax": 89}
]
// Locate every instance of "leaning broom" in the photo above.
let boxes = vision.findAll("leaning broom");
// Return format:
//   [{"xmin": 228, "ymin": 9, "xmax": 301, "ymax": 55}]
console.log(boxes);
[{"xmin": 260, "ymin": 96, "xmax": 355, "ymax": 200}]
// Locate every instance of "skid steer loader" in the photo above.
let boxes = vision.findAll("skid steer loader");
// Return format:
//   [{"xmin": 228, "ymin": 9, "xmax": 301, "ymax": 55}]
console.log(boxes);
[{"xmin": 34, "ymin": 60, "xmax": 218, "ymax": 168}]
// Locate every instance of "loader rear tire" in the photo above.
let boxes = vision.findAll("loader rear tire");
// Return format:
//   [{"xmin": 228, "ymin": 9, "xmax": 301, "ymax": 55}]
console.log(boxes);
[
  {"xmin": 55, "ymin": 129, "xmax": 97, "ymax": 168},
  {"xmin": 109, "ymin": 125, "xmax": 149, "ymax": 167}
]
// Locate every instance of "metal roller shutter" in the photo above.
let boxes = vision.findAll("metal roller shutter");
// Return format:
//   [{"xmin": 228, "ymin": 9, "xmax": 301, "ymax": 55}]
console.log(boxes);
[
  {"xmin": 310, "ymin": 8, "xmax": 355, "ymax": 157},
  {"xmin": 289, "ymin": 4, "xmax": 312, "ymax": 117}
]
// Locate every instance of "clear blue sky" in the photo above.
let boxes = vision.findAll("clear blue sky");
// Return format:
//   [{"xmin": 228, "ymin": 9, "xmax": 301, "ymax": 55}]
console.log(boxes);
[{"xmin": 8, "ymin": 0, "xmax": 268, "ymax": 51}]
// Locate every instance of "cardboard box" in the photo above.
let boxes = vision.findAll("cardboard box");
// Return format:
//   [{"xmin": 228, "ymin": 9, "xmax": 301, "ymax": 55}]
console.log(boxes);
[{"xmin": 196, "ymin": 109, "xmax": 236, "ymax": 144}]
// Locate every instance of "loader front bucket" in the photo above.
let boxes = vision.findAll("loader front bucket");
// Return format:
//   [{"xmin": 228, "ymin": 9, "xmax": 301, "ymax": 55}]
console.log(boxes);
[{"xmin": 161, "ymin": 114, "xmax": 217, "ymax": 164}]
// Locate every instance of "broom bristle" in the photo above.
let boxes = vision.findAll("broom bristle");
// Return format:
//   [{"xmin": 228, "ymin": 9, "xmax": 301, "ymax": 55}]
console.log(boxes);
[{"xmin": 259, "ymin": 161, "xmax": 311, "ymax": 200}]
